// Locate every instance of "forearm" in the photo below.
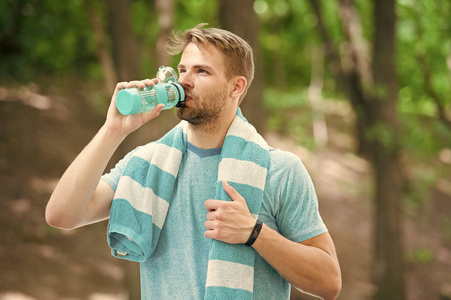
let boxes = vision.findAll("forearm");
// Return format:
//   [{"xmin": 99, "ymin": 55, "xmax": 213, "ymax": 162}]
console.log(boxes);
[
  {"xmin": 252, "ymin": 224, "xmax": 341, "ymax": 300},
  {"xmin": 46, "ymin": 125, "xmax": 126, "ymax": 229}
]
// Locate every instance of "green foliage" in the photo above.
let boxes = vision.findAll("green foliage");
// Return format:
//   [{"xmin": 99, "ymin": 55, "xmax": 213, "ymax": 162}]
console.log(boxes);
[
  {"xmin": 401, "ymin": 113, "xmax": 451, "ymax": 207},
  {"xmin": 0, "ymin": 0, "xmax": 221, "ymax": 82},
  {"xmin": 406, "ymin": 247, "xmax": 434, "ymax": 263},
  {"xmin": 131, "ymin": 0, "xmax": 154, "ymax": 38},
  {"xmin": 365, "ymin": 122, "xmax": 399, "ymax": 152},
  {"xmin": 258, "ymin": 0, "xmax": 322, "ymax": 87},
  {"xmin": 0, "ymin": 0, "xmax": 449, "ymax": 162},
  {"xmin": 398, "ymin": 0, "xmax": 451, "ymax": 206},
  {"xmin": 264, "ymin": 87, "xmax": 316, "ymax": 149},
  {"xmin": 398, "ymin": 0, "xmax": 451, "ymax": 119},
  {"xmin": 400, "ymin": 112, "xmax": 451, "ymax": 156},
  {"xmin": 175, "ymin": 0, "xmax": 218, "ymax": 29},
  {"xmin": 0, "ymin": 0, "xmax": 98, "ymax": 81}
]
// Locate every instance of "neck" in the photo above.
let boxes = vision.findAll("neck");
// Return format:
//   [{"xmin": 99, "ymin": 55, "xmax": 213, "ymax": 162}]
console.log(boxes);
[{"xmin": 187, "ymin": 108, "xmax": 236, "ymax": 149}]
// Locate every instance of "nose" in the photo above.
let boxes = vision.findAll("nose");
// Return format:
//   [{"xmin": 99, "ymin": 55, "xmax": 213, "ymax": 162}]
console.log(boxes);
[{"xmin": 178, "ymin": 72, "xmax": 193, "ymax": 89}]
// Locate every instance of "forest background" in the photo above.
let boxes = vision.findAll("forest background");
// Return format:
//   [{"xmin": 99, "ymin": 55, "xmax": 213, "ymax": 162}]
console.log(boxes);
[{"xmin": 0, "ymin": 0, "xmax": 450, "ymax": 300}]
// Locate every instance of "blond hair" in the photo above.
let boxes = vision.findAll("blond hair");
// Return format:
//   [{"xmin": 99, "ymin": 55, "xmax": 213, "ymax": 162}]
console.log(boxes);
[{"xmin": 166, "ymin": 23, "xmax": 254, "ymax": 102}]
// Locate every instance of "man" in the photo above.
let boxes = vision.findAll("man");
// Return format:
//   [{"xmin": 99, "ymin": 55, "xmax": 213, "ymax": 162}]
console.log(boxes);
[{"xmin": 46, "ymin": 24, "xmax": 341, "ymax": 300}]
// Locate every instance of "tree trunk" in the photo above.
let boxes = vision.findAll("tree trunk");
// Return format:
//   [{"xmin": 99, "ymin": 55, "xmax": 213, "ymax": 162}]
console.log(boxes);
[
  {"xmin": 308, "ymin": 0, "xmax": 371, "ymax": 155},
  {"xmin": 308, "ymin": 45, "xmax": 328, "ymax": 148},
  {"xmin": 105, "ymin": 2, "xmax": 142, "ymax": 298},
  {"xmin": 308, "ymin": 1, "xmax": 406, "ymax": 299},
  {"xmin": 106, "ymin": 0, "xmax": 141, "ymax": 81},
  {"xmin": 338, "ymin": 0, "xmax": 372, "ymax": 86},
  {"xmin": 218, "ymin": 0, "xmax": 265, "ymax": 133},
  {"xmin": 155, "ymin": 0, "xmax": 175, "ymax": 68},
  {"xmin": 84, "ymin": 0, "xmax": 117, "ymax": 93},
  {"xmin": 371, "ymin": 0, "xmax": 405, "ymax": 299}
]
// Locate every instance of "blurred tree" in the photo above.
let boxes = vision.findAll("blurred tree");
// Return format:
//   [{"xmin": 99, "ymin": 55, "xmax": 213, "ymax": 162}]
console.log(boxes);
[
  {"xmin": 371, "ymin": 1, "xmax": 405, "ymax": 299},
  {"xmin": 1, "ymin": 0, "xmax": 450, "ymax": 299},
  {"xmin": 106, "ymin": 0, "xmax": 141, "ymax": 81},
  {"xmin": 155, "ymin": 0, "xmax": 175, "ymax": 67},
  {"xmin": 309, "ymin": 0, "xmax": 406, "ymax": 299},
  {"xmin": 411, "ymin": 0, "xmax": 451, "ymax": 128},
  {"xmin": 218, "ymin": 0, "xmax": 265, "ymax": 133},
  {"xmin": 0, "ymin": 0, "xmax": 98, "ymax": 81},
  {"xmin": 84, "ymin": 0, "xmax": 117, "ymax": 93},
  {"xmin": 308, "ymin": 45, "xmax": 328, "ymax": 148},
  {"xmin": 309, "ymin": 0, "xmax": 371, "ymax": 155},
  {"xmin": 0, "ymin": 1, "xmax": 25, "ymax": 76}
]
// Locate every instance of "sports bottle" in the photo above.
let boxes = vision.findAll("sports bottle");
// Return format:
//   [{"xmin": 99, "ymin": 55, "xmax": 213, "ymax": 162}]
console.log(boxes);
[{"xmin": 115, "ymin": 66, "xmax": 185, "ymax": 115}]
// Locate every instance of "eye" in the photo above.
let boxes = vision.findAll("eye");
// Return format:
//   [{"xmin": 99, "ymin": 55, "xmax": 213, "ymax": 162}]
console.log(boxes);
[
  {"xmin": 178, "ymin": 68, "xmax": 186, "ymax": 74},
  {"xmin": 198, "ymin": 69, "xmax": 209, "ymax": 74}
]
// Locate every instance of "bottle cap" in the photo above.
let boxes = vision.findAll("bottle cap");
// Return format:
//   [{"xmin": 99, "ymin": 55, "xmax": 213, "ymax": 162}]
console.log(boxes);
[
  {"xmin": 116, "ymin": 89, "xmax": 142, "ymax": 115},
  {"xmin": 157, "ymin": 66, "xmax": 178, "ymax": 83}
]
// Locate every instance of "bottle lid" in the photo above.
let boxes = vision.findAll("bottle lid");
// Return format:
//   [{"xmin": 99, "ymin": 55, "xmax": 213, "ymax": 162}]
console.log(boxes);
[
  {"xmin": 116, "ymin": 89, "xmax": 142, "ymax": 115},
  {"xmin": 157, "ymin": 66, "xmax": 178, "ymax": 83}
]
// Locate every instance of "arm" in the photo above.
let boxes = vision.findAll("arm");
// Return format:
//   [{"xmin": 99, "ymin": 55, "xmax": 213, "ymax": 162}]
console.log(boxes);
[
  {"xmin": 252, "ymin": 225, "xmax": 341, "ymax": 300},
  {"xmin": 204, "ymin": 181, "xmax": 341, "ymax": 300},
  {"xmin": 45, "ymin": 79, "xmax": 164, "ymax": 230}
]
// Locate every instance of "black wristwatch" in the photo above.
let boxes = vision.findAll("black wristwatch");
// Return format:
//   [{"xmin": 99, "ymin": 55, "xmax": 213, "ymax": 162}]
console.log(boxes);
[{"xmin": 245, "ymin": 220, "xmax": 263, "ymax": 246}]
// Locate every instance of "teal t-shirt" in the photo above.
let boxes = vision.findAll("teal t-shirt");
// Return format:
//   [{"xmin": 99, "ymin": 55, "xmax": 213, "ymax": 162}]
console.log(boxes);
[{"xmin": 102, "ymin": 141, "xmax": 327, "ymax": 300}]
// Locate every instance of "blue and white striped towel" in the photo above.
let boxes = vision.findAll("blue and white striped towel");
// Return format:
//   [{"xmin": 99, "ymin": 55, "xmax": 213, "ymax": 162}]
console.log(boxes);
[{"xmin": 107, "ymin": 108, "xmax": 270, "ymax": 299}]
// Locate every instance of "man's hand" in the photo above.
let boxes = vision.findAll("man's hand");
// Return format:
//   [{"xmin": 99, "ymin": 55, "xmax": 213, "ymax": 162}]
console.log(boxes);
[
  {"xmin": 105, "ymin": 78, "xmax": 165, "ymax": 136},
  {"xmin": 204, "ymin": 181, "xmax": 256, "ymax": 244},
  {"xmin": 204, "ymin": 182, "xmax": 341, "ymax": 299},
  {"xmin": 46, "ymin": 78, "xmax": 167, "ymax": 230}
]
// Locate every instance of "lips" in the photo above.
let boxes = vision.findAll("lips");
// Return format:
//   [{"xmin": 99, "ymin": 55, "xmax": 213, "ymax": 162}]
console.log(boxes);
[{"xmin": 177, "ymin": 94, "xmax": 192, "ymax": 108}]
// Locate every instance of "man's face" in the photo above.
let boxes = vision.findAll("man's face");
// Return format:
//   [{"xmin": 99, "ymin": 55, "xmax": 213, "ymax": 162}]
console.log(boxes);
[{"xmin": 176, "ymin": 43, "xmax": 231, "ymax": 127}]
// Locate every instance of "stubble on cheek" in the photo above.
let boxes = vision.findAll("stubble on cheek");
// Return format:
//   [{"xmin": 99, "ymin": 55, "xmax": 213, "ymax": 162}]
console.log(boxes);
[{"xmin": 176, "ymin": 88, "xmax": 228, "ymax": 127}]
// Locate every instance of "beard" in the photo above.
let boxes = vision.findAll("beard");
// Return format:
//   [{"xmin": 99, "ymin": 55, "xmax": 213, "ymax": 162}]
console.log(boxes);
[{"xmin": 177, "ymin": 87, "xmax": 229, "ymax": 130}]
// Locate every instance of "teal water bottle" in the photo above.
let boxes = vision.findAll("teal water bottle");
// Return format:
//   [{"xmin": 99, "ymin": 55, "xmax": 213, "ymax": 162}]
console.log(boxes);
[{"xmin": 115, "ymin": 66, "xmax": 185, "ymax": 115}]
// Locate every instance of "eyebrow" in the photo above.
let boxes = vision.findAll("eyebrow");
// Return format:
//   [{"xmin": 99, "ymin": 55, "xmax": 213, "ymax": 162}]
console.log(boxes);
[{"xmin": 177, "ymin": 64, "xmax": 214, "ymax": 71}]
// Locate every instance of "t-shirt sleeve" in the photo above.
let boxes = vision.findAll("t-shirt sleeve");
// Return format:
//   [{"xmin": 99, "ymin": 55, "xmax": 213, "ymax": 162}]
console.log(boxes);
[
  {"xmin": 101, "ymin": 146, "xmax": 141, "ymax": 191},
  {"xmin": 276, "ymin": 158, "xmax": 327, "ymax": 243}
]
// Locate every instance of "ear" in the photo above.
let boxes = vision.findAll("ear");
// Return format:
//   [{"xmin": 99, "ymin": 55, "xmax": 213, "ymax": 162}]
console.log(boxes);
[{"xmin": 229, "ymin": 76, "xmax": 247, "ymax": 99}]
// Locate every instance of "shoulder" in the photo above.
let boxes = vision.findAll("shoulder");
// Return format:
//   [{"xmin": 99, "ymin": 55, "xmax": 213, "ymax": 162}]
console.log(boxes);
[
  {"xmin": 260, "ymin": 147, "xmax": 326, "ymax": 242},
  {"xmin": 264, "ymin": 147, "xmax": 315, "ymax": 205},
  {"xmin": 267, "ymin": 147, "xmax": 310, "ymax": 180}
]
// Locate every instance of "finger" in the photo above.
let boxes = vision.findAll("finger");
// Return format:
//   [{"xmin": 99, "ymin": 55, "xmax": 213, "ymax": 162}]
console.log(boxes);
[
  {"xmin": 206, "ymin": 211, "xmax": 215, "ymax": 221},
  {"xmin": 223, "ymin": 181, "xmax": 245, "ymax": 203},
  {"xmin": 128, "ymin": 80, "xmax": 146, "ymax": 89},
  {"xmin": 115, "ymin": 81, "xmax": 129, "ymax": 91},
  {"xmin": 204, "ymin": 229, "xmax": 216, "ymax": 239},
  {"xmin": 205, "ymin": 199, "xmax": 224, "ymax": 212},
  {"xmin": 153, "ymin": 103, "xmax": 165, "ymax": 111},
  {"xmin": 141, "ymin": 104, "xmax": 165, "ymax": 122},
  {"xmin": 142, "ymin": 78, "xmax": 158, "ymax": 87},
  {"xmin": 204, "ymin": 220, "xmax": 215, "ymax": 230}
]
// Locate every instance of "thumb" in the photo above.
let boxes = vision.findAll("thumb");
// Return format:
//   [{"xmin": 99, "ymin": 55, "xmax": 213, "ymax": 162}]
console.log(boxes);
[{"xmin": 222, "ymin": 181, "xmax": 246, "ymax": 203}]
